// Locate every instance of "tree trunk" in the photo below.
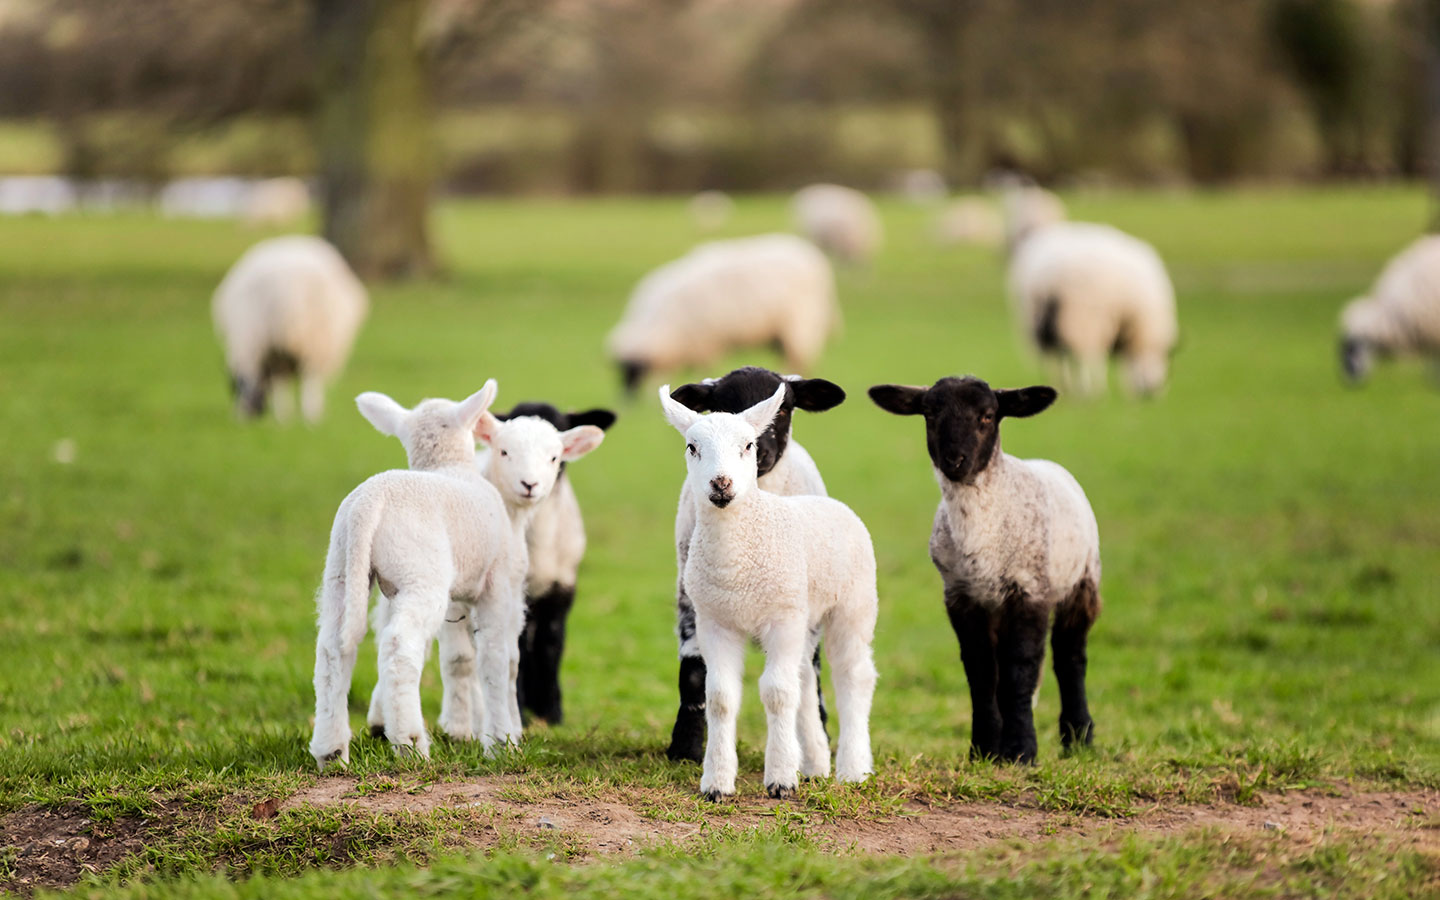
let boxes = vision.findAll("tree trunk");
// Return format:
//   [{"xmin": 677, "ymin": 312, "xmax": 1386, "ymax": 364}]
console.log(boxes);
[
  {"xmin": 915, "ymin": 1, "xmax": 978, "ymax": 186},
  {"xmin": 313, "ymin": 0, "xmax": 435, "ymax": 280}
]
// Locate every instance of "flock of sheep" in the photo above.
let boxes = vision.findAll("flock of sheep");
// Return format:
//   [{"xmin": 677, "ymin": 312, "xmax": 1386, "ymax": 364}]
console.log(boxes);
[{"xmin": 208, "ymin": 181, "xmax": 1440, "ymax": 798}]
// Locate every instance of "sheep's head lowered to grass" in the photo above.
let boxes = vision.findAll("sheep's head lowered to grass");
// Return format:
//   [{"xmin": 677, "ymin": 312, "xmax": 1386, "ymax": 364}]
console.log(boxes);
[
  {"xmin": 660, "ymin": 382, "xmax": 787, "ymax": 509},
  {"xmin": 356, "ymin": 380, "xmax": 499, "ymax": 471}
]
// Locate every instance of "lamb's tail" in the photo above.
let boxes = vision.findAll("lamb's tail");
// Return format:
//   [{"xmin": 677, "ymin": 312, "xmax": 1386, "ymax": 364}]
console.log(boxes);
[{"xmin": 317, "ymin": 493, "xmax": 384, "ymax": 654}]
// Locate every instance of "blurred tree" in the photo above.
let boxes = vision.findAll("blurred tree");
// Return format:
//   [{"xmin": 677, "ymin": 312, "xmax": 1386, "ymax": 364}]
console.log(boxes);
[{"xmin": 1267, "ymin": 0, "xmax": 1370, "ymax": 174}]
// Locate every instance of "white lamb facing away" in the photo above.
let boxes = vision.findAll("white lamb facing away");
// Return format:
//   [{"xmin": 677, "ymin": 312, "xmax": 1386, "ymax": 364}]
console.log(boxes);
[
  {"xmin": 1339, "ymin": 235, "xmax": 1440, "ymax": 382},
  {"xmin": 792, "ymin": 183, "xmax": 882, "ymax": 265},
  {"xmin": 309, "ymin": 381, "xmax": 604, "ymax": 770},
  {"xmin": 607, "ymin": 234, "xmax": 839, "ymax": 395},
  {"xmin": 213, "ymin": 235, "xmax": 368, "ymax": 422},
  {"xmin": 659, "ymin": 382, "xmax": 878, "ymax": 801}
]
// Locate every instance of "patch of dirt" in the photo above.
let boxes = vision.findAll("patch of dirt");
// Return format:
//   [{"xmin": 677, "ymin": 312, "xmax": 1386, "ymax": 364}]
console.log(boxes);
[
  {"xmin": 287, "ymin": 778, "xmax": 1440, "ymax": 857},
  {"xmin": 0, "ymin": 804, "xmax": 163, "ymax": 896}
]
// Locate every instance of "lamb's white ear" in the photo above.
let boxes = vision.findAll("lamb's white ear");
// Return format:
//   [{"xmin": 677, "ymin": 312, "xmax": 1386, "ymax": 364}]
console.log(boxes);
[
  {"xmin": 658, "ymin": 384, "xmax": 701, "ymax": 434},
  {"xmin": 456, "ymin": 379, "xmax": 498, "ymax": 432},
  {"xmin": 740, "ymin": 382, "xmax": 787, "ymax": 434},
  {"xmin": 559, "ymin": 425, "xmax": 605, "ymax": 461},
  {"xmin": 356, "ymin": 392, "xmax": 408, "ymax": 437},
  {"xmin": 473, "ymin": 410, "xmax": 502, "ymax": 445}
]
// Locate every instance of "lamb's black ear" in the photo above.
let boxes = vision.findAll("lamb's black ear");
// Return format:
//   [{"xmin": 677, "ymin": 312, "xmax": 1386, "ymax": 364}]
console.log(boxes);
[
  {"xmin": 567, "ymin": 408, "xmax": 618, "ymax": 431},
  {"xmin": 996, "ymin": 386, "xmax": 1057, "ymax": 418},
  {"xmin": 867, "ymin": 384, "xmax": 928, "ymax": 415},
  {"xmin": 670, "ymin": 382, "xmax": 714, "ymax": 412},
  {"xmin": 491, "ymin": 406, "xmax": 514, "ymax": 422},
  {"xmin": 789, "ymin": 377, "xmax": 846, "ymax": 412}
]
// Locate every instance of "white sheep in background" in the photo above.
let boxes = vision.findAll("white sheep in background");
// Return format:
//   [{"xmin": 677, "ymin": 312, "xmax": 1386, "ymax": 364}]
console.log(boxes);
[
  {"xmin": 1339, "ymin": 235, "xmax": 1440, "ymax": 382},
  {"xmin": 243, "ymin": 177, "xmax": 311, "ymax": 228},
  {"xmin": 312, "ymin": 382, "xmax": 605, "ymax": 770},
  {"xmin": 869, "ymin": 376, "xmax": 1101, "ymax": 764},
  {"xmin": 659, "ymin": 382, "xmax": 878, "ymax": 801},
  {"xmin": 933, "ymin": 196, "xmax": 1004, "ymax": 248},
  {"xmin": 473, "ymin": 402, "xmax": 617, "ymax": 726},
  {"xmin": 662, "ymin": 367, "xmax": 847, "ymax": 764},
  {"xmin": 792, "ymin": 183, "xmax": 882, "ymax": 265},
  {"xmin": 212, "ymin": 235, "xmax": 368, "ymax": 422},
  {"xmin": 159, "ymin": 177, "xmax": 252, "ymax": 219},
  {"xmin": 689, "ymin": 190, "xmax": 735, "ymax": 232},
  {"xmin": 607, "ymin": 234, "xmax": 839, "ymax": 395},
  {"xmin": 892, "ymin": 168, "xmax": 948, "ymax": 205}
]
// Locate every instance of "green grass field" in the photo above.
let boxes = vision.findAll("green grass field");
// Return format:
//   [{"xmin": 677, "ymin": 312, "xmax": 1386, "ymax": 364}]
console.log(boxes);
[{"xmin": 0, "ymin": 188, "xmax": 1437, "ymax": 897}]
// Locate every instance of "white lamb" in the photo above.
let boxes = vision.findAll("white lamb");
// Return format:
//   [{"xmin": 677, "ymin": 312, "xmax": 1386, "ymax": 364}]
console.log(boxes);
[
  {"xmin": 1339, "ymin": 235, "xmax": 1440, "ymax": 382},
  {"xmin": 1007, "ymin": 217, "xmax": 1178, "ymax": 397},
  {"xmin": 870, "ymin": 376, "xmax": 1101, "ymax": 764},
  {"xmin": 309, "ymin": 381, "xmax": 604, "ymax": 770},
  {"xmin": 659, "ymin": 382, "xmax": 878, "ymax": 800},
  {"xmin": 212, "ymin": 235, "xmax": 368, "ymax": 422},
  {"xmin": 934, "ymin": 196, "xmax": 1004, "ymax": 248},
  {"xmin": 607, "ymin": 234, "xmax": 839, "ymax": 395},
  {"xmin": 792, "ymin": 183, "xmax": 882, "ymax": 265}
]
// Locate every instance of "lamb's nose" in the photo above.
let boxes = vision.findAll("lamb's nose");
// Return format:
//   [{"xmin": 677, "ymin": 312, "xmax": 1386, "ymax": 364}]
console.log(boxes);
[
  {"xmin": 520, "ymin": 480, "xmax": 538, "ymax": 494},
  {"xmin": 710, "ymin": 476, "xmax": 732, "ymax": 492}
]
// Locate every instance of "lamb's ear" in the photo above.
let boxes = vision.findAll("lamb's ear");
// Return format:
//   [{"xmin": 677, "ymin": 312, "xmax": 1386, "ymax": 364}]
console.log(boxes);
[
  {"xmin": 787, "ymin": 376, "xmax": 846, "ymax": 412},
  {"xmin": 456, "ymin": 379, "xmax": 499, "ymax": 430},
  {"xmin": 659, "ymin": 384, "xmax": 702, "ymax": 434},
  {"xmin": 996, "ymin": 386, "xmax": 1057, "ymax": 418},
  {"xmin": 867, "ymin": 384, "xmax": 928, "ymax": 415},
  {"xmin": 356, "ymin": 392, "xmax": 408, "ymax": 436},
  {"xmin": 740, "ymin": 383, "xmax": 787, "ymax": 434},
  {"xmin": 567, "ymin": 408, "xmax": 617, "ymax": 431},
  {"xmin": 559, "ymin": 425, "xmax": 605, "ymax": 461},
  {"xmin": 669, "ymin": 382, "xmax": 714, "ymax": 412}
]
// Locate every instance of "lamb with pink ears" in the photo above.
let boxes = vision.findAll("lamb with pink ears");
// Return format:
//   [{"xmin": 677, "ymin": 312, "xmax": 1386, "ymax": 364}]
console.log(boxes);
[{"xmin": 658, "ymin": 382, "xmax": 879, "ymax": 800}]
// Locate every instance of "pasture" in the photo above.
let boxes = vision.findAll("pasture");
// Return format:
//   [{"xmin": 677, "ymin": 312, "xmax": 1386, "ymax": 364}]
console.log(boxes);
[{"xmin": 0, "ymin": 187, "xmax": 1437, "ymax": 898}]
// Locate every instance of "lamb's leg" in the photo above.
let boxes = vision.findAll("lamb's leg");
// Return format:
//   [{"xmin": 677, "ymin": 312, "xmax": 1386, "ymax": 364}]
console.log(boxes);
[
  {"xmin": 310, "ymin": 577, "xmax": 364, "ymax": 770},
  {"xmin": 696, "ymin": 624, "xmax": 745, "ymax": 800},
  {"xmin": 366, "ymin": 593, "xmax": 392, "ymax": 739},
  {"xmin": 825, "ymin": 608, "xmax": 877, "ymax": 784},
  {"xmin": 476, "ymin": 579, "xmax": 527, "ymax": 749},
  {"xmin": 795, "ymin": 626, "xmax": 830, "ymax": 780},
  {"xmin": 666, "ymin": 588, "xmax": 707, "ymax": 763},
  {"xmin": 810, "ymin": 628, "xmax": 829, "ymax": 733},
  {"xmin": 758, "ymin": 620, "xmax": 807, "ymax": 798},
  {"xmin": 299, "ymin": 373, "xmax": 325, "ymax": 424},
  {"xmin": 944, "ymin": 587, "xmax": 1002, "ymax": 761},
  {"xmin": 1052, "ymin": 576, "xmax": 1100, "ymax": 751},
  {"xmin": 437, "ymin": 601, "xmax": 480, "ymax": 741},
  {"xmin": 270, "ymin": 376, "xmax": 296, "ymax": 423},
  {"xmin": 521, "ymin": 584, "xmax": 574, "ymax": 725},
  {"xmin": 378, "ymin": 595, "xmax": 444, "ymax": 759},
  {"xmin": 995, "ymin": 592, "xmax": 1050, "ymax": 764}
]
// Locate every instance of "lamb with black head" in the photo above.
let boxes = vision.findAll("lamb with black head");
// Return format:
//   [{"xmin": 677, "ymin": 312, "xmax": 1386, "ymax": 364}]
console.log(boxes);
[{"xmin": 869, "ymin": 376, "xmax": 1101, "ymax": 763}]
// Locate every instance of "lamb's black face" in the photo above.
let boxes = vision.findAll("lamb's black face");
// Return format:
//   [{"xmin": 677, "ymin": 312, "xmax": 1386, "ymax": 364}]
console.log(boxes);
[
  {"xmin": 618, "ymin": 361, "xmax": 647, "ymax": 396},
  {"xmin": 670, "ymin": 366, "xmax": 845, "ymax": 478},
  {"xmin": 1339, "ymin": 337, "xmax": 1371, "ymax": 383},
  {"xmin": 869, "ymin": 376, "xmax": 1057, "ymax": 486}
]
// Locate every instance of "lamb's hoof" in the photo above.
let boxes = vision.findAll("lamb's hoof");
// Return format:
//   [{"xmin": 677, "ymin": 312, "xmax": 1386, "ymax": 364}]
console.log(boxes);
[
  {"xmin": 667, "ymin": 712, "xmax": 705, "ymax": 763},
  {"xmin": 765, "ymin": 783, "xmax": 796, "ymax": 800},
  {"xmin": 368, "ymin": 724, "xmax": 386, "ymax": 740},
  {"xmin": 700, "ymin": 790, "xmax": 733, "ymax": 803},
  {"xmin": 1060, "ymin": 719, "xmax": 1095, "ymax": 753},
  {"xmin": 315, "ymin": 750, "xmax": 348, "ymax": 773}
]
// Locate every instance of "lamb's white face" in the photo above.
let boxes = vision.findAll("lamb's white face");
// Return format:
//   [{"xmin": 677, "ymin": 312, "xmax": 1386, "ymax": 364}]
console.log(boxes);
[
  {"xmin": 477, "ymin": 415, "xmax": 605, "ymax": 506},
  {"xmin": 660, "ymin": 382, "xmax": 785, "ymax": 510},
  {"xmin": 356, "ymin": 380, "xmax": 497, "ymax": 469}
]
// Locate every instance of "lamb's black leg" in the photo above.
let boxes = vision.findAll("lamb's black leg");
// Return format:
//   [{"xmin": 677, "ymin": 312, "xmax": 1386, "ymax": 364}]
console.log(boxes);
[
  {"xmin": 522, "ymin": 584, "xmax": 574, "ymax": 725},
  {"xmin": 1052, "ymin": 576, "xmax": 1100, "ymax": 751},
  {"xmin": 995, "ymin": 588, "xmax": 1049, "ymax": 764},
  {"xmin": 666, "ymin": 591, "xmax": 706, "ymax": 762},
  {"xmin": 810, "ymin": 627, "xmax": 828, "ymax": 734},
  {"xmin": 515, "ymin": 603, "xmax": 538, "ymax": 724},
  {"xmin": 945, "ymin": 587, "xmax": 1002, "ymax": 760}
]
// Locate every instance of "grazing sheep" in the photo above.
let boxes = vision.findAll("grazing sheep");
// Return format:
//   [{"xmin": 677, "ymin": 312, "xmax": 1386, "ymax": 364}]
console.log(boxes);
[
  {"xmin": 1339, "ymin": 235, "xmax": 1440, "ymax": 382},
  {"xmin": 934, "ymin": 196, "xmax": 1004, "ymax": 248},
  {"xmin": 869, "ymin": 376, "xmax": 1101, "ymax": 763},
  {"xmin": 792, "ymin": 183, "xmax": 882, "ymax": 265},
  {"xmin": 663, "ymin": 367, "xmax": 846, "ymax": 763},
  {"xmin": 607, "ymin": 234, "xmax": 839, "ymax": 395},
  {"xmin": 660, "ymin": 382, "xmax": 879, "ymax": 800},
  {"xmin": 243, "ymin": 177, "xmax": 311, "ymax": 228},
  {"xmin": 1008, "ymin": 220, "xmax": 1178, "ymax": 397},
  {"xmin": 475, "ymin": 402, "xmax": 617, "ymax": 725},
  {"xmin": 689, "ymin": 190, "xmax": 735, "ymax": 232},
  {"xmin": 212, "ymin": 235, "xmax": 368, "ymax": 422},
  {"xmin": 893, "ymin": 169, "xmax": 948, "ymax": 205}
]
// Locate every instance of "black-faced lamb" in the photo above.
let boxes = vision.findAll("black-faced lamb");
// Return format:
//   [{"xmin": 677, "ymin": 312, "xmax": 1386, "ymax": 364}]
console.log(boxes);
[
  {"xmin": 663, "ymin": 367, "xmax": 846, "ymax": 763},
  {"xmin": 869, "ymin": 376, "xmax": 1101, "ymax": 763},
  {"xmin": 212, "ymin": 235, "xmax": 368, "ymax": 422},
  {"xmin": 1339, "ymin": 235, "xmax": 1440, "ymax": 382},
  {"xmin": 660, "ymin": 383, "xmax": 878, "ymax": 800},
  {"xmin": 477, "ymin": 402, "xmax": 617, "ymax": 725}
]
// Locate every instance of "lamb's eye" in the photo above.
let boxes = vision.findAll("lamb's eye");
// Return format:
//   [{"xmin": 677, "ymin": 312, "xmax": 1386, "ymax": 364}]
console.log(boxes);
[
  {"xmin": 745, "ymin": 442, "xmax": 754, "ymax": 452},
  {"xmin": 551, "ymin": 456, "xmax": 558, "ymax": 463},
  {"xmin": 687, "ymin": 443, "xmax": 697, "ymax": 457},
  {"xmin": 981, "ymin": 414, "xmax": 994, "ymax": 425},
  {"xmin": 500, "ymin": 450, "xmax": 508, "ymax": 457}
]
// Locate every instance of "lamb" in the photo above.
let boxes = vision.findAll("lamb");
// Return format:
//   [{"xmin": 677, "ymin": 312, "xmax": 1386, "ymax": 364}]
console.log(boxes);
[
  {"xmin": 607, "ymin": 234, "xmax": 839, "ymax": 395},
  {"xmin": 792, "ymin": 183, "xmax": 882, "ymax": 265},
  {"xmin": 212, "ymin": 235, "xmax": 368, "ymax": 422},
  {"xmin": 474, "ymin": 402, "xmax": 617, "ymax": 725},
  {"xmin": 869, "ymin": 376, "xmax": 1101, "ymax": 763},
  {"xmin": 659, "ymin": 382, "xmax": 878, "ymax": 800},
  {"xmin": 1339, "ymin": 235, "xmax": 1440, "ymax": 382},
  {"xmin": 663, "ymin": 367, "xmax": 847, "ymax": 763},
  {"xmin": 1007, "ymin": 216, "xmax": 1178, "ymax": 397},
  {"xmin": 309, "ymin": 381, "xmax": 604, "ymax": 770}
]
